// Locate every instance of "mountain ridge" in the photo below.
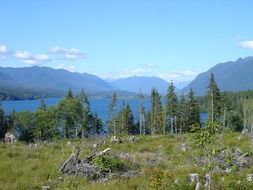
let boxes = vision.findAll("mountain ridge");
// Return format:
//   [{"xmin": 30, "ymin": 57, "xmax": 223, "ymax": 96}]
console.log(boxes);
[
  {"xmin": 110, "ymin": 76, "xmax": 169, "ymax": 95},
  {"xmin": 0, "ymin": 66, "xmax": 115, "ymax": 93},
  {"xmin": 182, "ymin": 56, "xmax": 253, "ymax": 96}
]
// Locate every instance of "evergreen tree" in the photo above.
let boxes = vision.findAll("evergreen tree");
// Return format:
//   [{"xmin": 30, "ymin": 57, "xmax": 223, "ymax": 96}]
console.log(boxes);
[
  {"xmin": 150, "ymin": 88, "xmax": 163, "ymax": 135},
  {"xmin": 15, "ymin": 111, "xmax": 34, "ymax": 142},
  {"xmin": 138, "ymin": 91, "xmax": 145, "ymax": 135},
  {"xmin": 117, "ymin": 100, "xmax": 126, "ymax": 134},
  {"xmin": 117, "ymin": 101, "xmax": 134, "ymax": 134},
  {"xmin": 35, "ymin": 105, "xmax": 58, "ymax": 140},
  {"xmin": 187, "ymin": 89, "xmax": 201, "ymax": 129},
  {"xmin": 58, "ymin": 92, "xmax": 83, "ymax": 138},
  {"xmin": 90, "ymin": 112, "xmax": 103, "ymax": 135},
  {"xmin": 207, "ymin": 73, "xmax": 222, "ymax": 122},
  {"xmin": 178, "ymin": 94, "xmax": 188, "ymax": 133},
  {"xmin": 125, "ymin": 104, "xmax": 134, "ymax": 134},
  {"xmin": 165, "ymin": 81, "xmax": 178, "ymax": 133},
  {"xmin": 108, "ymin": 92, "xmax": 117, "ymax": 135},
  {"xmin": 38, "ymin": 98, "xmax": 47, "ymax": 111},
  {"xmin": 34, "ymin": 98, "xmax": 47, "ymax": 140},
  {"xmin": 66, "ymin": 89, "xmax": 74, "ymax": 98},
  {"xmin": 78, "ymin": 89, "xmax": 91, "ymax": 138},
  {"xmin": 6, "ymin": 109, "xmax": 16, "ymax": 133},
  {"xmin": 221, "ymin": 92, "xmax": 230, "ymax": 128}
]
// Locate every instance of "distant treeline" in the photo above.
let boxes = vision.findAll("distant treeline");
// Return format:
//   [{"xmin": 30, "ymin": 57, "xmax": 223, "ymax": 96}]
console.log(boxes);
[
  {"xmin": 198, "ymin": 90, "xmax": 253, "ymax": 112},
  {"xmin": 0, "ymin": 73, "xmax": 252, "ymax": 142},
  {"xmin": 0, "ymin": 85, "xmax": 64, "ymax": 100},
  {"xmin": 0, "ymin": 84, "xmax": 137, "ymax": 101}
]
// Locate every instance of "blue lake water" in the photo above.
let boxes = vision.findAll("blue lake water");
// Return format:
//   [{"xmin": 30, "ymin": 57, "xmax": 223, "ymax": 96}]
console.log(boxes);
[
  {"xmin": 2, "ymin": 98, "xmax": 150, "ymax": 122},
  {"xmin": 2, "ymin": 98, "xmax": 207, "ymax": 123}
]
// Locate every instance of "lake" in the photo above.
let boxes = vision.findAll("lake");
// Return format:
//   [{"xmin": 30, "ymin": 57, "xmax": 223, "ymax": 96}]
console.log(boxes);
[
  {"xmin": 2, "ymin": 98, "xmax": 150, "ymax": 122},
  {"xmin": 2, "ymin": 98, "xmax": 207, "ymax": 122}
]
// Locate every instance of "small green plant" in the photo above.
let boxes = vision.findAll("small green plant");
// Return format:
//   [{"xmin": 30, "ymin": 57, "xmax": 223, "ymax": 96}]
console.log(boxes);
[
  {"xmin": 93, "ymin": 155, "xmax": 130, "ymax": 173},
  {"xmin": 191, "ymin": 121, "xmax": 223, "ymax": 189}
]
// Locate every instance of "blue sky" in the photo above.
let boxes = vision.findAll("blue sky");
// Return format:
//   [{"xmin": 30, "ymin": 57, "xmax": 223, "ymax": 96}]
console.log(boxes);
[{"xmin": 1, "ymin": 0, "xmax": 253, "ymax": 83}]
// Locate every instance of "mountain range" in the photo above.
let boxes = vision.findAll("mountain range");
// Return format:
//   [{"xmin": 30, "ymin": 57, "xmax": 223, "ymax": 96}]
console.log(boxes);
[
  {"xmin": 182, "ymin": 56, "xmax": 253, "ymax": 96},
  {"xmin": 0, "ymin": 66, "xmax": 173, "ymax": 98},
  {"xmin": 0, "ymin": 66, "xmax": 114, "ymax": 93},
  {"xmin": 2, "ymin": 56, "xmax": 253, "ymax": 100},
  {"xmin": 111, "ymin": 76, "xmax": 169, "ymax": 94}
]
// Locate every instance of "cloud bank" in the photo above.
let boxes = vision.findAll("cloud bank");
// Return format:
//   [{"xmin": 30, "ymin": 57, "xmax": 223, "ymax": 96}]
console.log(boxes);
[
  {"xmin": 0, "ymin": 45, "xmax": 10, "ymax": 61},
  {"xmin": 50, "ymin": 46, "xmax": 86, "ymax": 60},
  {"xmin": 239, "ymin": 40, "xmax": 253, "ymax": 49},
  {"xmin": 0, "ymin": 44, "xmax": 86, "ymax": 65},
  {"xmin": 14, "ymin": 51, "xmax": 50, "ymax": 64}
]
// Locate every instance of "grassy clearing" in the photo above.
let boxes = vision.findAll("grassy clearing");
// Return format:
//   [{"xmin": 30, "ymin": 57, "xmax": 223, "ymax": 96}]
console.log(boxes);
[{"xmin": 0, "ymin": 133, "xmax": 253, "ymax": 189}]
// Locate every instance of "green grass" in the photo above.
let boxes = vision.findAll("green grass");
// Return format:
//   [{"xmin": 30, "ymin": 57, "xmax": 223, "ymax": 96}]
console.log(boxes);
[{"xmin": 0, "ymin": 133, "xmax": 253, "ymax": 189}]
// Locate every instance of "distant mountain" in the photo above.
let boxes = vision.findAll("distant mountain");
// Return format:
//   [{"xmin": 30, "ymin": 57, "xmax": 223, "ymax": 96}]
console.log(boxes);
[
  {"xmin": 0, "ymin": 66, "xmax": 115, "ymax": 94},
  {"xmin": 182, "ymin": 56, "xmax": 253, "ymax": 96},
  {"xmin": 111, "ymin": 76, "xmax": 169, "ymax": 94},
  {"xmin": 174, "ymin": 81, "xmax": 191, "ymax": 91}
]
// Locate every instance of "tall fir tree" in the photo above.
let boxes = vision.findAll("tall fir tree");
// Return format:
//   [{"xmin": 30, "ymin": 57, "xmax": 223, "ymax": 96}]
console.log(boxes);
[
  {"xmin": 178, "ymin": 94, "xmax": 188, "ymax": 133},
  {"xmin": 38, "ymin": 98, "xmax": 47, "ymax": 111},
  {"xmin": 165, "ymin": 81, "xmax": 178, "ymax": 133},
  {"xmin": 6, "ymin": 109, "xmax": 16, "ymax": 133},
  {"xmin": 117, "ymin": 101, "xmax": 134, "ymax": 134},
  {"xmin": 78, "ymin": 89, "xmax": 91, "ymax": 138},
  {"xmin": 138, "ymin": 91, "xmax": 145, "ymax": 135},
  {"xmin": 108, "ymin": 92, "xmax": 117, "ymax": 135},
  {"xmin": 15, "ymin": 111, "xmax": 34, "ymax": 142},
  {"xmin": 90, "ymin": 112, "xmax": 103, "ymax": 135},
  {"xmin": 187, "ymin": 89, "xmax": 201, "ymax": 130},
  {"xmin": 150, "ymin": 88, "xmax": 163, "ymax": 135},
  {"xmin": 221, "ymin": 92, "xmax": 230, "ymax": 128},
  {"xmin": 35, "ymin": 100, "xmax": 46, "ymax": 140},
  {"xmin": 118, "ymin": 100, "xmax": 126, "ymax": 134},
  {"xmin": 58, "ymin": 91, "xmax": 83, "ymax": 138},
  {"xmin": 125, "ymin": 104, "xmax": 134, "ymax": 134},
  {"xmin": 207, "ymin": 73, "xmax": 222, "ymax": 123}
]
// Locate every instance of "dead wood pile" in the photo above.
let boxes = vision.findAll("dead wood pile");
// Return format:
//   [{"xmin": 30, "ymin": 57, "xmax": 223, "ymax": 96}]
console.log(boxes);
[{"xmin": 60, "ymin": 146, "xmax": 138, "ymax": 182}]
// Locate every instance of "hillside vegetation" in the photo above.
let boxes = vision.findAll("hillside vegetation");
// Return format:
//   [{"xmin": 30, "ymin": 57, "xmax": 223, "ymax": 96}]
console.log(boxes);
[{"xmin": 1, "ymin": 133, "xmax": 253, "ymax": 190}]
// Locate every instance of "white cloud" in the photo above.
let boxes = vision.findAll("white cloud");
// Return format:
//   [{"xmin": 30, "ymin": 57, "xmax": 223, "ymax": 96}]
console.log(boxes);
[
  {"xmin": 14, "ymin": 51, "xmax": 31, "ymax": 59},
  {"xmin": 239, "ymin": 40, "xmax": 253, "ymax": 49},
  {"xmin": 50, "ymin": 46, "xmax": 67, "ymax": 54},
  {"xmin": 64, "ymin": 54, "xmax": 78, "ymax": 60},
  {"xmin": 0, "ymin": 44, "xmax": 85, "ymax": 63},
  {"xmin": 0, "ymin": 44, "xmax": 10, "ymax": 61},
  {"xmin": 50, "ymin": 46, "xmax": 85, "ymax": 60},
  {"xmin": 14, "ymin": 51, "xmax": 50, "ymax": 64},
  {"xmin": 35, "ymin": 54, "xmax": 50, "ymax": 61},
  {"xmin": 0, "ymin": 45, "xmax": 8, "ymax": 54}
]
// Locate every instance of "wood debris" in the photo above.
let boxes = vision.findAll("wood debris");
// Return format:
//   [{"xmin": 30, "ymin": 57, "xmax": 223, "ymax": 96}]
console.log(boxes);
[{"xmin": 60, "ymin": 146, "xmax": 138, "ymax": 182}]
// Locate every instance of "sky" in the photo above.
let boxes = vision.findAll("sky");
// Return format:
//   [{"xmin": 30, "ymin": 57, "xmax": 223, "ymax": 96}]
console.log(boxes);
[{"xmin": 1, "ymin": 0, "xmax": 253, "ymax": 83}]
